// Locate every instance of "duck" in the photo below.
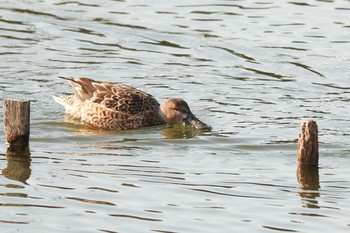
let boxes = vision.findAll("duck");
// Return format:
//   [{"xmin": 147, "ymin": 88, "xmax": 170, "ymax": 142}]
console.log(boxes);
[{"xmin": 53, "ymin": 77, "xmax": 211, "ymax": 131}]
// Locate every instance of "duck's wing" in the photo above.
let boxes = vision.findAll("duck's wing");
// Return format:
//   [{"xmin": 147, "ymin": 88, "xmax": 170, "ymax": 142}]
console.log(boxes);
[
  {"xmin": 63, "ymin": 76, "xmax": 160, "ymax": 115},
  {"xmin": 91, "ymin": 82, "xmax": 160, "ymax": 115},
  {"xmin": 62, "ymin": 77, "xmax": 108, "ymax": 101}
]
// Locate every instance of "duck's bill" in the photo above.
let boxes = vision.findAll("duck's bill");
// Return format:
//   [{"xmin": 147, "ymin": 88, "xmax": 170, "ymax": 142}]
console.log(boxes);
[{"xmin": 183, "ymin": 114, "xmax": 211, "ymax": 130}]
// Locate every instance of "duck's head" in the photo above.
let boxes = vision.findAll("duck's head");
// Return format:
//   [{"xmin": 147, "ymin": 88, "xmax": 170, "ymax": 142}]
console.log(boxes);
[{"xmin": 159, "ymin": 98, "xmax": 211, "ymax": 130}]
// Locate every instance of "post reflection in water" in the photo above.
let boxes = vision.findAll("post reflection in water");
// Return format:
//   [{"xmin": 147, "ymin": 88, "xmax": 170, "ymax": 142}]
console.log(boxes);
[
  {"xmin": 2, "ymin": 147, "xmax": 31, "ymax": 184},
  {"xmin": 297, "ymin": 164, "xmax": 320, "ymax": 209}
]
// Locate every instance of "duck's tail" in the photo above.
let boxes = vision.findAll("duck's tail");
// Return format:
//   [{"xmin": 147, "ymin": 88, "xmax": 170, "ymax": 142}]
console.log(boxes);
[
  {"xmin": 53, "ymin": 95, "xmax": 67, "ymax": 106},
  {"xmin": 58, "ymin": 76, "xmax": 96, "ymax": 101},
  {"xmin": 53, "ymin": 95, "xmax": 76, "ymax": 112}
]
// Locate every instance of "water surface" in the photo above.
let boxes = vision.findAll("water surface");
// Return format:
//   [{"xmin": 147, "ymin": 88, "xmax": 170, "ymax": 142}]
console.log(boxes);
[{"xmin": 1, "ymin": 0, "xmax": 350, "ymax": 232}]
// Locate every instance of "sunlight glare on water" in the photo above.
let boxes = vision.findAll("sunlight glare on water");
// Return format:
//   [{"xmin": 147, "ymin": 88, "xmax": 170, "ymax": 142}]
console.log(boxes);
[{"xmin": 0, "ymin": 0, "xmax": 350, "ymax": 232}]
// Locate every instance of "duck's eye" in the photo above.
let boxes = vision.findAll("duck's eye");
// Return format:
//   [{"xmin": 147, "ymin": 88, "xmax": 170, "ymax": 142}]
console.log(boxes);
[{"xmin": 172, "ymin": 108, "xmax": 187, "ymax": 114}]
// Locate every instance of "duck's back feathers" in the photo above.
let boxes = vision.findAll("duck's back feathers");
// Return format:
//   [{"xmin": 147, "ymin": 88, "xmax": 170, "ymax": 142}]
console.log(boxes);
[{"xmin": 54, "ymin": 77, "xmax": 163, "ymax": 130}]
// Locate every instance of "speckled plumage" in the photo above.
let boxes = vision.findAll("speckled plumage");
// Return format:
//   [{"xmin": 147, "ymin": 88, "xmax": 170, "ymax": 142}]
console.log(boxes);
[
  {"xmin": 54, "ymin": 77, "xmax": 210, "ymax": 131},
  {"xmin": 54, "ymin": 77, "xmax": 163, "ymax": 130}
]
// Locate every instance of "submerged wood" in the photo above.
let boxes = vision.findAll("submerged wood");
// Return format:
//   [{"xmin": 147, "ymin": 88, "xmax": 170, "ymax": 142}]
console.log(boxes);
[
  {"xmin": 4, "ymin": 99, "xmax": 30, "ymax": 149},
  {"xmin": 297, "ymin": 120, "xmax": 319, "ymax": 165}
]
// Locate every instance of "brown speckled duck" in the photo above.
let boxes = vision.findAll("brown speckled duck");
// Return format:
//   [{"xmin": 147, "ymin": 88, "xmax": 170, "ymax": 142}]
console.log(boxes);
[{"xmin": 53, "ymin": 77, "xmax": 211, "ymax": 131}]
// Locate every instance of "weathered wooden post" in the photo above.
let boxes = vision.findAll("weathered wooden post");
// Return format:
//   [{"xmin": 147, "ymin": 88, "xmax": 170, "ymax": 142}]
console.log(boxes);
[
  {"xmin": 297, "ymin": 120, "xmax": 320, "ymax": 190},
  {"xmin": 4, "ymin": 99, "xmax": 30, "ymax": 150},
  {"xmin": 4, "ymin": 99, "xmax": 31, "ymax": 158},
  {"xmin": 297, "ymin": 120, "xmax": 319, "ymax": 165}
]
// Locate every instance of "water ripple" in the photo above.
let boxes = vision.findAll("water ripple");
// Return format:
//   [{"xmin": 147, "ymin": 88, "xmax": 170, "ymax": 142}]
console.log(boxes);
[
  {"xmin": 66, "ymin": 197, "xmax": 116, "ymax": 206},
  {"xmin": 109, "ymin": 214, "xmax": 162, "ymax": 222},
  {"xmin": 0, "ymin": 203, "xmax": 64, "ymax": 209},
  {"xmin": 0, "ymin": 7, "xmax": 68, "ymax": 21}
]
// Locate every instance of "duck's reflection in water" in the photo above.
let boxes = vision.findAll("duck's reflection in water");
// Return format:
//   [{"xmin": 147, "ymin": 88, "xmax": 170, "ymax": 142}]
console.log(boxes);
[{"xmin": 161, "ymin": 124, "xmax": 209, "ymax": 139}]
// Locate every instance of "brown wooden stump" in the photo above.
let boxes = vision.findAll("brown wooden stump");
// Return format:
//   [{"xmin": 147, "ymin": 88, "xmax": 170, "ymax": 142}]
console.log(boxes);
[
  {"xmin": 297, "ymin": 120, "xmax": 320, "ymax": 192},
  {"xmin": 297, "ymin": 120, "xmax": 318, "ymax": 165},
  {"xmin": 4, "ymin": 99, "xmax": 30, "ymax": 149}
]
